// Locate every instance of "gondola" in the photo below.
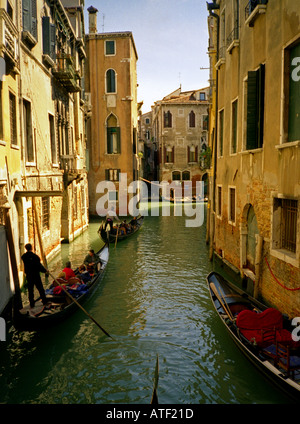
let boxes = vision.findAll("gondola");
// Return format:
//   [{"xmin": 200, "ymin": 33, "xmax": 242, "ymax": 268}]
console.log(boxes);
[
  {"xmin": 13, "ymin": 243, "xmax": 109, "ymax": 331},
  {"xmin": 98, "ymin": 215, "xmax": 144, "ymax": 244},
  {"xmin": 207, "ymin": 271, "xmax": 300, "ymax": 402}
]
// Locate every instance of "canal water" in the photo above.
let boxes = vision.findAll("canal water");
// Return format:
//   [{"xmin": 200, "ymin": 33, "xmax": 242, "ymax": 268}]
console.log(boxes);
[{"xmin": 0, "ymin": 204, "xmax": 294, "ymax": 404}]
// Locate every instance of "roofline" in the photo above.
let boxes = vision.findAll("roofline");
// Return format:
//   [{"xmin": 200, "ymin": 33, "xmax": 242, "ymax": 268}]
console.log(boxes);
[{"xmin": 85, "ymin": 31, "xmax": 138, "ymax": 59}]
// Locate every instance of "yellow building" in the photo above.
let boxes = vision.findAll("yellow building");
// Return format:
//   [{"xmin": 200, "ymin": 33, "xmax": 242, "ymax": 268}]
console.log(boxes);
[
  {"xmin": 85, "ymin": 6, "xmax": 139, "ymax": 216},
  {"xmin": 207, "ymin": 0, "xmax": 300, "ymax": 318}
]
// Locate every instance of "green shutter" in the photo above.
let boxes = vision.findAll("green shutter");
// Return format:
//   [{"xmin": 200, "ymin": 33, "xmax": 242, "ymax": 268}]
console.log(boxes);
[
  {"xmin": 257, "ymin": 64, "xmax": 265, "ymax": 147},
  {"xmin": 116, "ymin": 127, "xmax": 121, "ymax": 153},
  {"xmin": 246, "ymin": 70, "xmax": 258, "ymax": 150},
  {"xmin": 22, "ymin": 0, "xmax": 31, "ymax": 32},
  {"xmin": 107, "ymin": 128, "xmax": 112, "ymax": 153},
  {"xmin": 50, "ymin": 23, "xmax": 56, "ymax": 60},
  {"xmin": 105, "ymin": 169, "xmax": 109, "ymax": 180},
  {"xmin": 42, "ymin": 16, "xmax": 50, "ymax": 55},
  {"xmin": 288, "ymin": 43, "xmax": 300, "ymax": 142}
]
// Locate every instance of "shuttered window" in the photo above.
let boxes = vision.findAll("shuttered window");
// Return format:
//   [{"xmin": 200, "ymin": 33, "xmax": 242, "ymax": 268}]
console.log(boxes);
[
  {"xmin": 231, "ymin": 99, "xmax": 238, "ymax": 153},
  {"xmin": 105, "ymin": 169, "xmax": 120, "ymax": 181},
  {"xmin": 164, "ymin": 111, "xmax": 172, "ymax": 128},
  {"xmin": 10, "ymin": 92, "xmax": 17, "ymax": 146},
  {"xmin": 219, "ymin": 109, "xmax": 224, "ymax": 156},
  {"xmin": 42, "ymin": 17, "xmax": 56, "ymax": 60},
  {"xmin": 246, "ymin": 64, "xmax": 265, "ymax": 150},
  {"xmin": 22, "ymin": 0, "xmax": 37, "ymax": 39},
  {"xmin": 189, "ymin": 111, "xmax": 195, "ymax": 128},
  {"xmin": 288, "ymin": 43, "xmax": 300, "ymax": 142},
  {"xmin": 106, "ymin": 69, "xmax": 116, "ymax": 93}
]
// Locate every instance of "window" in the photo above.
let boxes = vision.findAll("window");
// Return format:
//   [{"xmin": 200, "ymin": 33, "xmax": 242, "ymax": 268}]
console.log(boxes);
[
  {"xmin": 246, "ymin": 64, "xmax": 265, "ymax": 150},
  {"xmin": 229, "ymin": 187, "xmax": 236, "ymax": 224},
  {"xmin": 42, "ymin": 17, "xmax": 56, "ymax": 61},
  {"xmin": 106, "ymin": 69, "xmax": 116, "ymax": 93},
  {"xmin": 49, "ymin": 114, "xmax": 57, "ymax": 164},
  {"xmin": 188, "ymin": 145, "xmax": 197, "ymax": 162},
  {"xmin": 219, "ymin": 109, "xmax": 224, "ymax": 156},
  {"xmin": 165, "ymin": 146, "xmax": 174, "ymax": 163},
  {"xmin": 231, "ymin": 99, "xmax": 238, "ymax": 153},
  {"xmin": 105, "ymin": 40, "xmax": 115, "ymax": 55},
  {"xmin": 107, "ymin": 114, "xmax": 120, "ymax": 154},
  {"xmin": 189, "ymin": 111, "xmax": 195, "ymax": 128},
  {"xmin": 283, "ymin": 40, "xmax": 300, "ymax": 143},
  {"xmin": 41, "ymin": 197, "xmax": 50, "ymax": 231},
  {"xmin": 273, "ymin": 198, "xmax": 298, "ymax": 254},
  {"xmin": 105, "ymin": 169, "xmax": 120, "ymax": 181},
  {"xmin": 200, "ymin": 92, "xmax": 206, "ymax": 101},
  {"xmin": 182, "ymin": 171, "xmax": 190, "ymax": 181},
  {"xmin": 164, "ymin": 110, "xmax": 172, "ymax": 128},
  {"xmin": 10, "ymin": 92, "xmax": 17, "ymax": 146},
  {"xmin": 145, "ymin": 118, "xmax": 150, "ymax": 124},
  {"xmin": 217, "ymin": 185, "xmax": 222, "ymax": 217},
  {"xmin": 22, "ymin": 0, "xmax": 37, "ymax": 40},
  {"xmin": 7, "ymin": 0, "xmax": 13, "ymax": 20},
  {"xmin": 172, "ymin": 171, "xmax": 180, "ymax": 181},
  {"xmin": 202, "ymin": 115, "xmax": 209, "ymax": 130}
]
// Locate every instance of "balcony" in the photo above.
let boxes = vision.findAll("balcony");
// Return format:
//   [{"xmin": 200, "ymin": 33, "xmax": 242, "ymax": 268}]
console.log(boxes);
[
  {"xmin": 245, "ymin": 0, "xmax": 268, "ymax": 27},
  {"xmin": 0, "ymin": 9, "xmax": 19, "ymax": 69},
  {"xmin": 226, "ymin": 26, "xmax": 239, "ymax": 53},
  {"xmin": 52, "ymin": 53, "xmax": 81, "ymax": 93}
]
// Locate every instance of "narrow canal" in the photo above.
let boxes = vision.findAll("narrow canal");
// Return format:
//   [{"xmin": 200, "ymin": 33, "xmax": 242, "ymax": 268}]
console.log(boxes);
[{"xmin": 0, "ymin": 205, "xmax": 294, "ymax": 404}]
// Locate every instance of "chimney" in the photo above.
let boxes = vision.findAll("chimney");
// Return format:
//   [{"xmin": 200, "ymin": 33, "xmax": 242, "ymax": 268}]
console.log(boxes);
[{"xmin": 87, "ymin": 6, "xmax": 98, "ymax": 34}]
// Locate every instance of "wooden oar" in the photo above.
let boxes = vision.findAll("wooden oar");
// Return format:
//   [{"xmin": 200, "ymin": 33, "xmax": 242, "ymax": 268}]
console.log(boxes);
[
  {"xmin": 150, "ymin": 354, "xmax": 159, "ymax": 404},
  {"xmin": 210, "ymin": 282, "xmax": 234, "ymax": 321},
  {"xmin": 114, "ymin": 225, "xmax": 119, "ymax": 249},
  {"xmin": 48, "ymin": 271, "xmax": 113, "ymax": 339},
  {"xmin": 220, "ymin": 290, "xmax": 234, "ymax": 321}
]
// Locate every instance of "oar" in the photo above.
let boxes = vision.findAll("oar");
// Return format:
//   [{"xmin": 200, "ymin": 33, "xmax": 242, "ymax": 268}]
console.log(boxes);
[
  {"xmin": 220, "ymin": 290, "xmax": 234, "ymax": 321},
  {"xmin": 114, "ymin": 225, "xmax": 119, "ymax": 249},
  {"xmin": 48, "ymin": 271, "xmax": 113, "ymax": 339},
  {"xmin": 210, "ymin": 282, "xmax": 234, "ymax": 321},
  {"xmin": 150, "ymin": 354, "xmax": 159, "ymax": 404}
]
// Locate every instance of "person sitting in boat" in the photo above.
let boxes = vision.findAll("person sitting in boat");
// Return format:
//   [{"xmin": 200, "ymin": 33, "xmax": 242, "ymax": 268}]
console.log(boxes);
[
  {"xmin": 78, "ymin": 265, "xmax": 92, "ymax": 283},
  {"xmin": 84, "ymin": 249, "xmax": 100, "ymax": 274},
  {"xmin": 63, "ymin": 261, "xmax": 76, "ymax": 281},
  {"xmin": 119, "ymin": 221, "xmax": 127, "ymax": 235},
  {"xmin": 129, "ymin": 216, "xmax": 137, "ymax": 230}
]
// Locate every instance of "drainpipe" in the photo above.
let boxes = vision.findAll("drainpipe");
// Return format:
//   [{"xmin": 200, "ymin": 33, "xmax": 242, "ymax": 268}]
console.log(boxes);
[{"xmin": 206, "ymin": 2, "xmax": 220, "ymax": 261}]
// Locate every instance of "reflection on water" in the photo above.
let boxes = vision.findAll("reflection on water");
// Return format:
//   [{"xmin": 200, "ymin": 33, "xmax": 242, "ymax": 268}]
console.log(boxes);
[{"xmin": 0, "ymin": 206, "xmax": 294, "ymax": 404}]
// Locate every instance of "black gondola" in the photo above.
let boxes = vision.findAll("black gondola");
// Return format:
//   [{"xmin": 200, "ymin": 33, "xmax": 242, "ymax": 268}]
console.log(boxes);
[
  {"xmin": 207, "ymin": 271, "xmax": 300, "ymax": 402},
  {"xmin": 98, "ymin": 215, "xmax": 144, "ymax": 244},
  {"xmin": 13, "ymin": 243, "xmax": 109, "ymax": 331}
]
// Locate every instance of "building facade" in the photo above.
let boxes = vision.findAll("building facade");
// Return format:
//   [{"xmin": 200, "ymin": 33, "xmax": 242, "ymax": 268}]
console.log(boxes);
[
  {"xmin": 85, "ymin": 6, "xmax": 139, "ymax": 216},
  {"xmin": 207, "ymin": 0, "xmax": 300, "ymax": 318},
  {"xmin": 152, "ymin": 87, "xmax": 210, "ymax": 198},
  {"xmin": 0, "ymin": 0, "xmax": 89, "ymax": 314}
]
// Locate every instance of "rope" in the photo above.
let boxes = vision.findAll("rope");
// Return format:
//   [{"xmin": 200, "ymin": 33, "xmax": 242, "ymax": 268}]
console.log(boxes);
[{"xmin": 264, "ymin": 256, "xmax": 300, "ymax": 291}]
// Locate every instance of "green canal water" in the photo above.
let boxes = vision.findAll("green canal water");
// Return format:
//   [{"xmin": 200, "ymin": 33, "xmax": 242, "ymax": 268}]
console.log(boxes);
[{"xmin": 0, "ymin": 204, "xmax": 294, "ymax": 404}]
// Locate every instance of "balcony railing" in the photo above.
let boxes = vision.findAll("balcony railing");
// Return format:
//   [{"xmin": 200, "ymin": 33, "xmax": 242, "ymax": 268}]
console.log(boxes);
[
  {"xmin": 227, "ymin": 26, "xmax": 239, "ymax": 48},
  {"xmin": 0, "ymin": 9, "xmax": 19, "ymax": 68},
  {"xmin": 52, "ymin": 53, "xmax": 81, "ymax": 93}
]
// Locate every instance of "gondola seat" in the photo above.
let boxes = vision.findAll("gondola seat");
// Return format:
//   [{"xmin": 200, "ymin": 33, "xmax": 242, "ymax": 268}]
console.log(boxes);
[
  {"xmin": 236, "ymin": 308, "xmax": 298, "ymax": 348},
  {"xmin": 277, "ymin": 343, "xmax": 300, "ymax": 378}
]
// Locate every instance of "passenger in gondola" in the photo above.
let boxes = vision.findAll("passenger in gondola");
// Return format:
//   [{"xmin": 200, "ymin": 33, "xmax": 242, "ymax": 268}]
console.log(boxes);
[
  {"xmin": 129, "ymin": 216, "xmax": 137, "ymax": 230},
  {"xmin": 78, "ymin": 265, "xmax": 92, "ymax": 283},
  {"xmin": 63, "ymin": 261, "xmax": 76, "ymax": 280},
  {"xmin": 84, "ymin": 249, "xmax": 100, "ymax": 274},
  {"xmin": 119, "ymin": 221, "xmax": 127, "ymax": 235}
]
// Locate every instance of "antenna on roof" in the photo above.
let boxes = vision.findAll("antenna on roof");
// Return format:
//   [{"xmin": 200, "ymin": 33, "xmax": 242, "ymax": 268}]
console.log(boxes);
[
  {"xmin": 178, "ymin": 72, "xmax": 181, "ymax": 90},
  {"xmin": 102, "ymin": 14, "xmax": 105, "ymax": 32}
]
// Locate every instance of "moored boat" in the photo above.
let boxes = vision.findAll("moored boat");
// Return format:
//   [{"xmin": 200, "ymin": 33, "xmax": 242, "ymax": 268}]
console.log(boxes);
[
  {"xmin": 207, "ymin": 271, "xmax": 300, "ymax": 402},
  {"xmin": 13, "ymin": 243, "xmax": 109, "ymax": 331},
  {"xmin": 98, "ymin": 215, "xmax": 144, "ymax": 244}
]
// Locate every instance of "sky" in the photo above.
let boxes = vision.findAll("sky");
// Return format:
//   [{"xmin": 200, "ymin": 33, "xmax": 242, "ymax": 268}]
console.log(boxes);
[{"xmin": 83, "ymin": 0, "xmax": 210, "ymax": 113}]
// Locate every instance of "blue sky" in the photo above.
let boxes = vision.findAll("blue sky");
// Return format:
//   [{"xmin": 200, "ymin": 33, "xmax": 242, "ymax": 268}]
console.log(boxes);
[{"xmin": 84, "ymin": 0, "xmax": 210, "ymax": 113}]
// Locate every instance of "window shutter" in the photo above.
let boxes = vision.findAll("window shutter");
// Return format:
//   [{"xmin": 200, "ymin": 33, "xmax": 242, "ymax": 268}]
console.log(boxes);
[
  {"xmin": 42, "ymin": 16, "xmax": 50, "ymax": 55},
  {"xmin": 31, "ymin": 0, "xmax": 37, "ymax": 39},
  {"xmin": 50, "ymin": 23, "xmax": 56, "ymax": 60},
  {"xmin": 107, "ymin": 128, "xmax": 112, "ymax": 153},
  {"xmin": 172, "ymin": 147, "xmax": 174, "ymax": 163},
  {"xmin": 105, "ymin": 169, "xmax": 110, "ymax": 180},
  {"xmin": 22, "ymin": 0, "xmax": 31, "ymax": 32},
  {"xmin": 195, "ymin": 146, "xmax": 198, "ymax": 161},
  {"xmin": 246, "ymin": 70, "xmax": 258, "ymax": 150},
  {"xmin": 163, "ymin": 146, "xmax": 166, "ymax": 163},
  {"xmin": 116, "ymin": 127, "xmax": 121, "ymax": 153},
  {"xmin": 187, "ymin": 146, "xmax": 190, "ymax": 162},
  {"xmin": 257, "ymin": 64, "xmax": 265, "ymax": 148}
]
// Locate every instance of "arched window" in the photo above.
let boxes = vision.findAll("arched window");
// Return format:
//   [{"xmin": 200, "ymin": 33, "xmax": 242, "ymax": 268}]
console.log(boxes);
[
  {"xmin": 189, "ymin": 111, "xmax": 195, "ymax": 127},
  {"xmin": 182, "ymin": 171, "xmax": 190, "ymax": 181},
  {"xmin": 107, "ymin": 114, "xmax": 120, "ymax": 153},
  {"xmin": 106, "ymin": 69, "xmax": 116, "ymax": 93},
  {"xmin": 172, "ymin": 171, "xmax": 180, "ymax": 181}
]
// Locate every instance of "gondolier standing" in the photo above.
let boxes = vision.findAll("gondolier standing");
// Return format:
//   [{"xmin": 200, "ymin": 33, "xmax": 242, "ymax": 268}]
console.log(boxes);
[
  {"xmin": 21, "ymin": 243, "xmax": 49, "ymax": 308},
  {"xmin": 104, "ymin": 206, "xmax": 120, "ymax": 231}
]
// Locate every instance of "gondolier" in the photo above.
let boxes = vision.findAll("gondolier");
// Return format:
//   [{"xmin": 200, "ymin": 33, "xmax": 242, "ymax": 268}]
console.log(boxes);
[
  {"xmin": 104, "ymin": 206, "xmax": 120, "ymax": 231},
  {"xmin": 21, "ymin": 243, "xmax": 49, "ymax": 308}
]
